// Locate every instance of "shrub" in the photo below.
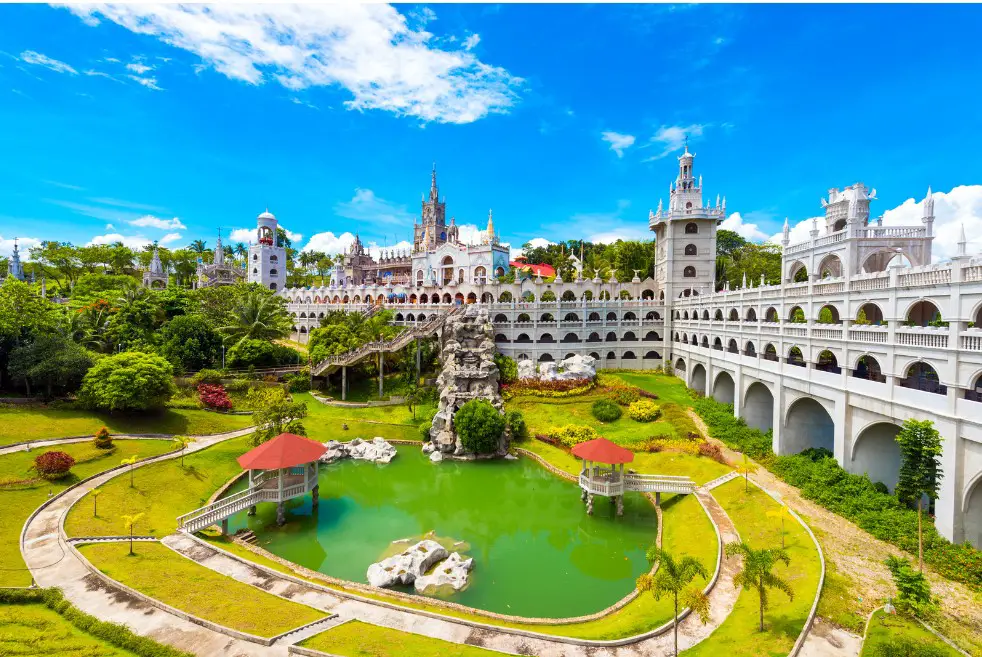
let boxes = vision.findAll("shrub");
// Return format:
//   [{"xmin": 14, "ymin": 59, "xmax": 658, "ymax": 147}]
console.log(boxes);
[
  {"xmin": 198, "ymin": 383, "xmax": 232, "ymax": 411},
  {"xmin": 591, "ymin": 399, "xmax": 623, "ymax": 422},
  {"xmin": 93, "ymin": 427, "xmax": 113, "ymax": 450},
  {"xmin": 544, "ymin": 424, "xmax": 600, "ymax": 448},
  {"xmin": 190, "ymin": 369, "xmax": 224, "ymax": 386},
  {"xmin": 417, "ymin": 407, "xmax": 437, "ymax": 441},
  {"xmin": 698, "ymin": 441, "xmax": 726, "ymax": 463},
  {"xmin": 505, "ymin": 410, "xmax": 528, "ymax": 441},
  {"xmin": 500, "ymin": 377, "xmax": 594, "ymax": 400},
  {"xmin": 78, "ymin": 352, "xmax": 176, "ymax": 412},
  {"xmin": 454, "ymin": 399, "xmax": 506, "ymax": 454},
  {"xmin": 868, "ymin": 637, "xmax": 947, "ymax": 657},
  {"xmin": 158, "ymin": 314, "xmax": 222, "ymax": 372},
  {"xmin": 284, "ymin": 371, "xmax": 311, "ymax": 393},
  {"xmin": 627, "ymin": 400, "xmax": 661, "ymax": 422},
  {"xmin": 606, "ymin": 385, "xmax": 641, "ymax": 406},
  {"xmin": 885, "ymin": 555, "xmax": 937, "ymax": 618},
  {"xmin": 494, "ymin": 353, "xmax": 518, "ymax": 384},
  {"xmin": 227, "ymin": 339, "xmax": 301, "ymax": 369},
  {"xmin": 34, "ymin": 451, "xmax": 76, "ymax": 479},
  {"xmin": 660, "ymin": 402, "xmax": 701, "ymax": 439},
  {"xmin": 635, "ymin": 436, "xmax": 701, "ymax": 454}
]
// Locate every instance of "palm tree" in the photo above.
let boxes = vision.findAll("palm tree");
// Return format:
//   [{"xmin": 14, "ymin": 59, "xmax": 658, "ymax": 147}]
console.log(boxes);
[
  {"xmin": 725, "ymin": 542, "xmax": 794, "ymax": 631},
  {"xmin": 736, "ymin": 453, "xmax": 757, "ymax": 492},
  {"xmin": 92, "ymin": 488, "xmax": 102, "ymax": 517},
  {"xmin": 121, "ymin": 512, "xmax": 145, "ymax": 555},
  {"xmin": 121, "ymin": 455, "xmax": 139, "ymax": 487},
  {"xmin": 219, "ymin": 290, "xmax": 293, "ymax": 346},
  {"xmin": 404, "ymin": 382, "xmax": 423, "ymax": 420},
  {"xmin": 174, "ymin": 436, "xmax": 194, "ymax": 467},
  {"xmin": 766, "ymin": 504, "xmax": 792, "ymax": 549},
  {"xmin": 234, "ymin": 243, "xmax": 247, "ymax": 260},
  {"xmin": 189, "ymin": 239, "xmax": 207, "ymax": 255},
  {"xmin": 636, "ymin": 547, "xmax": 710, "ymax": 656}
]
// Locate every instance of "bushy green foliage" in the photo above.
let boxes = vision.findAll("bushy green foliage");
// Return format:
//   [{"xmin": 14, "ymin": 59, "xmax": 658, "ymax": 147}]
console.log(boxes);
[
  {"xmin": 284, "ymin": 370, "xmax": 311, "ymax": 392},
  {"xmin": 660, "ymin": 402, "xmax": 701, "ymax": 439},
  {"xmin": 190, "ymin": 369, "xmax": 224, "ymax": 385},
  {"xmin": 544, "ymin": 423, "xmax": 601, "ymax": 447},
  {"xmin": 78, "ymin": 351, "xmax": 176, "ymax": 411},
  {"xmin": 454, "ymin": 399, "xmax": 505, "ymax": 454},
  {"xmin": 868, "ymin": 637, "xmax": 948, "ymax": 657},
  {"xmin": 591, "ymin": 398, "xmax": 623, "ymax": 422},
  {"xmin": 8, "ymin": 333, "xmax": 93, "ymax": 396},
  {"xmin": 885, "ymin": 556, "xmax": 937, "ymax": 618},
  {"xmin": 226, "ymin": 338, "xmax": 300, "ymax": 368},
  {"xmin": 34, "ymin": 450, "xmax": 76, "ymax": 479},
  {"xmin": 308, "ymin": 323, "xmax": 361, "ymax": 363},
  {"xmin": 158, "ymin": 314, "xmax": 222, "ymax": 372},
  {"xmin": 693, "ymin": 396, "xmax": 773, "ymax": 459},
  {"xmin": 417, "ymin": 406, "xmax": 437, "ymax": 441},
  {"xmin": 248, "ymin": 387, "xmax": 308, "ymax": 445},
  {"xmin": 627, "ymin": 399, "xmax": 661, "ymax": 422},
  {"xmin": 494, "ymin": 352, "xmax": 518, "ymax": 384},
  {"xmin": 0, "ymin": 588, "xmax": 192, "ymax": 657},
  {"xmin": 505, "ymin": 409, "xmax": 528, "ymax": 441}
]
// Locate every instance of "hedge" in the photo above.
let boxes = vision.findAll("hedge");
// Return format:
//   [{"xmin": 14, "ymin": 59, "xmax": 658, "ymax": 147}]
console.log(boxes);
[
  {"xmin": 693, "ymin": 395, "xmax": 982, "ymax": 590},
  {"xmin": 0, "ymin": 587, "xmax": 193, "ymax": 657}
]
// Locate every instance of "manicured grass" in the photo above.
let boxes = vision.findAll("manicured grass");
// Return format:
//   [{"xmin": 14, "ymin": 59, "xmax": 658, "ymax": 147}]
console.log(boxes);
[
  {"xmin": 321, "ymin": 374, "xmax": 412, "ymax": 403},
  {"xmin": 0, "ymin": 439, "xmax": 176, "ymax": 586},
  {"xmin": 681, "ymin": 478, "xmax": 822, "ymax": 657},
  {"xmin": 610, "ymin": 372, "xmax": 694, "ymax": 406},
  {"xmin": 0, "ymin": 404, "xmax": 253, "ymax": 446},
  {"xmin": 300, "ymin": 620, "xmax": 501, "ymax": 656},
  {"xmin": 861, "ymin": 610, "xmax": 962, "ymax": 657},
  {"xmin": 0, "ymin": 601, "xmax": 136, "ymax": 656},
  {"xmin": 78, "ymin": 542, "xmax": 325, "ymax": 638},
  {"xmin": 518, "ymin": 437, "xmax": 731, "ymax": 486},
  {"xmin": 300, "ymin": 392, "xmax": 431, "ymax": 443},
  {"xmin": 65, "ymin": 435, "xmax": 254, "ymax": 539}
]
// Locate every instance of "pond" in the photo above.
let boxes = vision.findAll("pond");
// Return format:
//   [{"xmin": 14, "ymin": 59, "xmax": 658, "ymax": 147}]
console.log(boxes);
[{"xmin": 222, "ymin": 445, "xmax": 658, "ymax": 618}]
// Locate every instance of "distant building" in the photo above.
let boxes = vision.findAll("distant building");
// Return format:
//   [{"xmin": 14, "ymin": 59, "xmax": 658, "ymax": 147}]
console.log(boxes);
[
  {"xmin": 142, "ymin": 242, "xmax": 169, "ymax": 288},
  {"xmin": 248, "ymin": 210, "xmax": 287, "ymax": 291},
  {"xmin": 6, "ymin": 238, "xmax": 25, "ymax": 281},
  {"xmin": 194, "ymin": 229, "xmax": 245, "ymax": 289},
  {"xmin": 509, "ymin": 256, "xmax": 555, "ymax": 280}
]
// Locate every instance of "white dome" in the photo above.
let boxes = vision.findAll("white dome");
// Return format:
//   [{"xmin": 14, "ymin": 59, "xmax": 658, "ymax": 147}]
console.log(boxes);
[{"xmin": 258, "ymin": 209, "xmax": 276, "ymax": 221}]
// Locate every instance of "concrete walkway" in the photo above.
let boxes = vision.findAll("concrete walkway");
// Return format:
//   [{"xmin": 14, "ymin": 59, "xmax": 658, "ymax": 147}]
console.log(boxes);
[
  {"xmin": 0, "ymin": 434, "xmax": 203, "ymax": 457},
  {"xmin": 24, "ymin": 423, "xmax": 745, "ymax": 657}
]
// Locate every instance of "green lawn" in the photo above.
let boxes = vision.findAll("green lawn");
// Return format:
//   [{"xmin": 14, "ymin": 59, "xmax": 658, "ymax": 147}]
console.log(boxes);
[
  {"xmin": 300, "ymin": 620, "xmax": 502, "ymax": 657},
  {"xmin": 610, "ymin": 372, "xmax": 694, "ymax": 406},
  {"xmin": 300, "ymin": 392, "xmax": 429, "ymax": 443},
  {"xmin": 65, "ymin": 435, "xmax": 253, "ymax": 539},
  {"xmin": 321, "ymin": 373, "xmax": 412, "ymax": 403},
  {"xmin": 0, "ymin": 404, "xmax": 253, "ymax": 446},
  {"xmin": 78, "ymin": 542, "xmax": 325, "ymax": 638},
  {"xmin": 861, "ymin": 610, "xmax": 962, "ymax": 657},
  {"xmin": 681, "ymin": 478, "xmax": 822, "ymax": 657},
  {"xmin": 0, "ymin": 601, "xmax": 136, "ymax": 656},
  {"xmin": 518, "ymin": 437, "xmax": 731, "ymax": 486},
  {"xmin": 0, "ymin": 439, "xmax": 177, "ymax": 586}
]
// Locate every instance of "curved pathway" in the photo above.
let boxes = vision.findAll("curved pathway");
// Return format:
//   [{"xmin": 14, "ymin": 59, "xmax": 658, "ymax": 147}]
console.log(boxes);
[
  {"xmin": 24, "ymin": 427, "xmax": 744, "ymax": 657},
  {"xmin": 0, "ymin": 434, "xmax": 196, "ymax": 457}
]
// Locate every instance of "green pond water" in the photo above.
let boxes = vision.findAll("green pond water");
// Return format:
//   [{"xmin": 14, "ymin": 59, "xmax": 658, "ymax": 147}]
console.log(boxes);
[{"xmin": 223, "ymin": 445, "xmax": 658, "ymax": 618}]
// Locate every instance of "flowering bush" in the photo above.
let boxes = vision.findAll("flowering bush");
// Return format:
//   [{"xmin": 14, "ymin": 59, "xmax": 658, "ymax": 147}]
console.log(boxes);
[
  {"xmin": 596, "ymin": 374, "xmax": 659, "ymax": 406},
  {"xmin": 591, "ymin": 399, "xmax": 623, "ymax": 422},
  {"xmin": 93, "ymin": 427, "xmax": 113, "ymax": 450},
  {"xmin": 34, "ymin": 451, "xmax": 76, "ymax": 480},
  {"xmin": 500, "ymin": 378, "xmax": 594, "ymax": 400},
  {"xmin": 698, "ymin": 441, "xmax": 726, "ymax": 463},
  {"xmin": 198, "ymin": 383, "xmax": 232, "ymax": 411},
  {"xmin": 544, "ymin": 424, "xmax": 600, "ymax": 448},
  {"xmin": 627, "ymin": 400, "xmax": 661, "ymax": 423},
  {"xmin": 635, "ymin": 437, "xmax": 700, "ymax": 455}
]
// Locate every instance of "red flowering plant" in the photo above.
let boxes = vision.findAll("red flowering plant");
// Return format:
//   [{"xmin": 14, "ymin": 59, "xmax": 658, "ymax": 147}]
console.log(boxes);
[
  {"xmin": 198, "ymin": 383, "xmax": 232, "ymax": 411},
  {"xmin": 34, "ymin": 451, "xmax": 76, "ymax": 480}
]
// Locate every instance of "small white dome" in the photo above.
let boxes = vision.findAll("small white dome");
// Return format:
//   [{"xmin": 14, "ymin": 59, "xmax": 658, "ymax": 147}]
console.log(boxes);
[{"xmin": 258, "ymin": 209, "xmax": 276, "ymax": 221}]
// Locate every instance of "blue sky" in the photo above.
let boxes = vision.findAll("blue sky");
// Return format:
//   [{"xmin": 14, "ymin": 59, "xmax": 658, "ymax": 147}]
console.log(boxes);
[{"xmin": 1, "ymin": 3, "xmax": 981, "ymax": 262}]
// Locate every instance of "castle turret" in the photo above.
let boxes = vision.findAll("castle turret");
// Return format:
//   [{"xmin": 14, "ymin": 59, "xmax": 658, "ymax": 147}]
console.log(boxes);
[
  {"xmin": 248, "ymin": 209, "xmax": 287, "ymax": 291},
  {"xmin": 7, "ymin": 238, "xmax": 25, "ymax": 281}
]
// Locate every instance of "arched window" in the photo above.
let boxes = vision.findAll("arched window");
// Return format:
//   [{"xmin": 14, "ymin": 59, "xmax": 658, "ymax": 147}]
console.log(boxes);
[
  {"xmin": 684, "ymin": 266, "xmax": 696, "ymax": 278},
  {"xmin": 746, "ymin": 308, "xmax": 758, "ymax": 322},
  {"xmin": 515, "ymin": 333, "xmax": 532, "ymax": 343},
  {"xmin": 499, "ymin": 291, "xmax": 513, "ymax": 302},
  {"xmin": 562, "ymin": 290, "xmax": 576, "ymax": 301},
  {"xmin": 701, "ymin": 336, "xmax": 709, "ymax": 348},
  {"xmin": 900, "ymin": 361, "xmax": 946, "ymax": 395},
  {"xmin": 745, "ymin": 341, "xmax": 757, "ymax": 357},
  {"xmin": 966, "ymin": 373, "xmax": 982, "ymax": 402},
  {"xmin": 564, "ymin": 312, "xmax": 579, "ymax": 321},
  {"xmin": 269, "ymin": 268, "xmax": 278, "ymax": 276},
  {"xmin": 517, "ymin": 313, "xmax": 531, "ymax": 322},
  {"xmin": 589, "ymin": 312, "xmax": 601, "ymax": 321},
  {"xmin": 701, "ymin": 310, "xmax": 710, "ymax": 320},
  {"xmin": 684, "ymin": 244, "xmax": 697, "ymax": 256},
  {"xmin": 713, "ymin": 337, "xmax": 723, "ymax": 351},
  {"xmin": 714, "ymin": 309, "xmax": 723, "ymax": 321},
  {"xmin": 855, "ymin": 303, "xmax": 884, "ymax": 325},
  {"xmin": 816, "ymin": 350, "xmax": 840, "ymax": 373},
  {"xmin": 541, "ymin": 313, "xmax": 555, "ymax": 321},
  {"xmin": 787, "ymin": 346, "xmax": 805, "ymax": 367},
  {"xmin": 685, "ymin": 223, "xmax": 698, "ymax": 234},
  {"xmin": 789, "ymin": 306, "xmax": 806, "ymax": 323},
  {"xmin": 906, "ymin": 300, "xmax": 944, "ymax": 327},
  {"xmin": 474, "ymin": 266, "xmax": 487, "ymax": 284},
  {"xmin": 606, "ymin": 331, "xmax": 618, "ymax": 342},
  {"xmin": 765, "ymin": 307, "xmax": 779, "ymax": 322},
  {"xmin": 538, "ymin": 333, "xmax": 556, "ymax": 343},
  {"xmin": 623, "ymin": 331, "xmax": 637, "ymax": 341},
  {"xmin": 727, "ymin": 339, "xmax": 738, "ymax": 354},
  {"xmin": 607, "ymin": 312, "xmax": 618, "ymax": 321},
  {"xmin": 853, "ymin": 355, "xmax": 885, "ymax": 382},
  {"xmin": 587, "ymin": 332, "xmax": 601, "ymax": 342},
  {"xmin": 728, "ymin": 308, "xmax": 739, "ymax": 321},
  {"xmin": 817, "ymin": 305, "xmax": 841, "ymax": 324},
  {"xmin": 494, "ymin": 313, "xmax": 508, "ymax": 323},
  {"xmin": 764, "ymin": 344, "xmax": 778, "ymax": 362}
]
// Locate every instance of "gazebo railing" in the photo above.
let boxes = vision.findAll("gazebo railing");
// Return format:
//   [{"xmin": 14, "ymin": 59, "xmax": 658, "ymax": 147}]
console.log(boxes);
[
  {"xmin": 623, "ymin": 473, "xmax": 695, "ymax": 494},
  {"xmin": 177, "ymin": 488, "xmax": 265, "ymax": 532}
]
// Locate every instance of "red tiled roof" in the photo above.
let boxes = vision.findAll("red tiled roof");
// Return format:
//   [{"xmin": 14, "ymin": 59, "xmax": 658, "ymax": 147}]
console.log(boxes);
[
  {"xmin": 571, "ymin": 438, "xmax": 635, "ymax": 464},
  {"xmin": 509, "ymin": 261, "xmax": 556, "ymax": 277},
  {"xmin": 237, "ymin": 433, "xmax": 326, "ymax": 470}
]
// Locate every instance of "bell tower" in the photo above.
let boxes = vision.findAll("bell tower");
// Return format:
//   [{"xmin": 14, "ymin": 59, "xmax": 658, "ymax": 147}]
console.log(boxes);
[{"xmin": 414, "ymin": 164, "xmax": 448, "ymax": 252}]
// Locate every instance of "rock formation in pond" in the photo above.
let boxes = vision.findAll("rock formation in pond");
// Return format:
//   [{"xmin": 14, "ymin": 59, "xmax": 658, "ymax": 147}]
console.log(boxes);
[
  {"xmin": 321, "ymin": 437, "xmax": 397, "ymax": 464},
  {"xmin": 518, "ymin": 354, "xmax": 597, "ymax": 381},
  {"xmin": 414, "ymin": 551, "xmax": 473, "ymax": 593},
  {"xmin": 366, "ymin": 539, "xmax": 449, "ymax": 588},
  {"xmin": 428, "ymin": 305, "xmax": 506, "ymax": 457}
]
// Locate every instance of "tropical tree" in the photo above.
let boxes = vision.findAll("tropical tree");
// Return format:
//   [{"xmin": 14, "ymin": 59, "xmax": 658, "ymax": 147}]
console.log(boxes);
[
  {"xmin": 247, "ymin": 387, "xmax": 308, "ymax": 446},
  {"xmin": 736, "ymin": 453, "xmax": 757, "ymax": 492},
  {"xmin": 219, "ymin": 289, "xmax": 292, "ymax": 346},
  {"xmin": 404, "ymin": 382, "xmax": 424, "ymax": 420},
  {"xmin": 766, "ymin": 504, "xmax": 792, "ymax": 549},
  {"xmin": 159, "ymin": 314, "xmax": 223, "ymax": 372},
  {"xmin": 121, "ymin": 455, "xmax": 139, "ymax": 487},
  {"xmin": 188, "ymin": 239, "xmax": 207, "ymax": 255},
  {"xmin": 636, "ymin": 547, "xmax": 710, "ymax": 656},
  {"xmin": 92, "ymin": 488, "xmax": 102, "ymax": 517},
  {"xmin": 174, "ymin": 436, "xmax": 194, "ymax": 467},
  {"xmin": 725, "ymin": 542, "xmax": 794, "ymax": 631},
  {"xmin": 895, "ymin": 419, "xmax": 944, "ymax": 571},
  {"xmin": 78, "ymin": 352, "xmax": 176, "ymax": 411},
  {"xmin": 121, "ymin": 512, "xmax": 145, "ymax": 555}
]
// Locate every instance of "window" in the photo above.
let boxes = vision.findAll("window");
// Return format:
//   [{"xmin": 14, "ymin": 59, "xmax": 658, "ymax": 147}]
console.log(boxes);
[
  {"xmin": 685, "ymin": 244, "xmax": 697, "ymax": 256},
  {"xmin": 269, "ymin": 255, "xmax": 278, "ymax": 263},
  {"xmin": 683, "ymin": 266, "xmax": 696, "ymax": 278},
  {"xmin": 253, "ymin": 254, "xmax": 258, "ymax": 261},
  {"xmin": 686, "ymin": 201, "xmax": 693, "ymax": 209},
  {"xmin": 685, "ymin": 223, "xmax": 698, "ymax": 234},
  {"xmin": 269, "ymin": 269, "xmax": 278, "ymax": 276}
]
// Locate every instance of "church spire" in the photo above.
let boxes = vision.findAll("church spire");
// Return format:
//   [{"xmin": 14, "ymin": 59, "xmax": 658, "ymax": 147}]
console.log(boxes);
[
  {"xmin": 214, "ymin": 228, "xmax": 224, "ymax": 266},
  {"xmin": 7, "ymin": 238, "xmax": 24, "ymax": 281},
  {"xmin": 486, "ymin": 208, "xmax": 494, "ymax": 243},
  {"xmin": 429, "ymin": 162, "xmax": 439, "ymax": 202}
]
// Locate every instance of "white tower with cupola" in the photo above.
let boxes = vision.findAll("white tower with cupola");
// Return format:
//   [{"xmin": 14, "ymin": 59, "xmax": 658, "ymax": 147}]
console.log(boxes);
[
  {"xmin": 648, "ymin": 142, "xmax": 725, "ymax": 301},
  {"xmin": 248, "ymin": 209, "xmax": 287, "ymax": 291}
]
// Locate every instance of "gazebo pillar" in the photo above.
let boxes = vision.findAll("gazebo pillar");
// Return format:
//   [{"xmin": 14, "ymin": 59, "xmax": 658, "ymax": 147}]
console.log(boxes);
[
  {"xmin": 276, "ymin": 467, "xmax": 286, "ymax": 526},
  {"xmin": 311, "ymin": 460, "xmax": 320, "ymax": 508}
]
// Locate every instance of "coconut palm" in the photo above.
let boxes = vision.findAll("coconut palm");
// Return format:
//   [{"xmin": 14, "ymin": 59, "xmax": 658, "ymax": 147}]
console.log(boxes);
[
  {"xmin": 120, "ymin": 512, "xmax": 145, "ymax": 555},
  {"xmin": 636, "ymin": 547, "xmax": 710, "ymax": 656},
  {"xmin": 725, "ymin": 542, "xmax": 794, "ymax": 631},
  {"xmin": 234, "ymin": 243, "xmax": 247, "ymax": 259},
  {"xmin": 121, "ymin": 455, "xmax": 139, "ymax": 487},
  {"xmin": 218, "ymin": 290, "xmax": 292, "ymax": 346},
  {"xmin": 174, "ymin": 436, "xmax": 194, "ymax": 467},
  {"xmin": 91, "ymin": 488, "xmax": 102, "ymax": 517},
  {"xmin": 766, "ymin": 504, "xmax": 792, "ymax": 549},
  {"xmin": 189, "ymin": 239, "xmax": 207, "ymax": 255},
  {"xmin": 736, "ymin": 453, "xmax": 757, "ymax": 492}
]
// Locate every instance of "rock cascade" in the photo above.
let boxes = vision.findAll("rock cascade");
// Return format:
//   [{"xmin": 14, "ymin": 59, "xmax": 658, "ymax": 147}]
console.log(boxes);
[
  {"xmin": 321, "ymin": 437, "xmax": 397, "ymax": 464},
  {"xmin": 428, "ymin": 305, "xmax": 506, "ymax": 456},
  {"xmin": 518, "ymin": 354, "xmax": 597, "ymax": 381},
  {"xmin": 366, "ymin": 539, "xmax": 448, "ymax": 588}
]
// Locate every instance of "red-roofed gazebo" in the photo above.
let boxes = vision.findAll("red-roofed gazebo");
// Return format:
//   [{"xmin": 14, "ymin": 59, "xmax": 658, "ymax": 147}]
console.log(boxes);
[
  {"xmin": 237, "ymin": 433, "xmax": 327, "ymax": 470},
  {"xmin": 572, "ymin": 437, "xmax": 634, "ymax": 516}
]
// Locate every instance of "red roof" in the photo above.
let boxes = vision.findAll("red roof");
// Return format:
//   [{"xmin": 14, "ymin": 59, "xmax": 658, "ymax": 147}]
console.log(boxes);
[
  {"xmin": 571, "ymin": 438, "xmax": 635, "ymax": 464},
  {"xmin": 509, "ymin": 261, "xmax": 556, "ymax": 277},
  {"xmin": 237, "ymin": 433, "xmax": 327, "ymax": 470}
]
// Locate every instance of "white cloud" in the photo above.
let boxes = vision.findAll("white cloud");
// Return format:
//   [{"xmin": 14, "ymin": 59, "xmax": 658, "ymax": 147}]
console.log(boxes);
[
  {"xmin": 128, "ymin": 215, "xmax": 186, "ymax": 230},
  {"xmin": 601, "ymin": 131, "xmax": 636, "ymax": 158},
  {"xmin": 510, "ymin": 237, "xmax": 553, "ymax": 259},
  {"xmin": 456, "ymin": 223, "xmax": 488, "ymax": 245},
  {"xmin": 767, "ymin": 185, "xmax": 982, "ymax": 262},
  {"xmin": 335, "ymin": 189, "xmax": 413, "ymax": 226},
  {"xmin": 128, "ymin": 75, "xmax": 162, "ymax": 90},
  {"xmin": 0, "ymin": 235, "xmax": 42, "ymax": 258},
  {"xmin": 65, "ymin": 4, "xmax": 522, "ymax": 124},
  {"xmin": 463, "ymin": 34, "xmax": 481, "ymax": 50},
  {"xmin": 302, "ymin": 231, "xmax": 356, "ymax": 255},
  {"xmin": 126, "ymin": 62, "xmax": 153, "ymax": 74},
  {"xmin": 19, "ymin": 50, "xmax": 77, "ymax": 75},
  {"xmin": 159, "ymin": 232, "xmax": 182, "ymax": 245},
  {"xmin": 642, "ymin": 123, "xmax": 705, "ymax": 161},
  {"xmin": 720, "ymin": 211, "xmax": 770, "ymax": 242},
  {"xmin": 86, "ymin": 233, "xmax": 154, "ymax": 249}
]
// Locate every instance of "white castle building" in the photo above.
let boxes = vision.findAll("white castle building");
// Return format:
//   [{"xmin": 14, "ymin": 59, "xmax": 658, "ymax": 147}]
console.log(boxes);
[
  {"xmin": 281, "ymin": 150, "xmax": 982, "ymax": 549},
  {"xmin": 249, "ymin": 210, "xmax": 287, "ymax": 291}
]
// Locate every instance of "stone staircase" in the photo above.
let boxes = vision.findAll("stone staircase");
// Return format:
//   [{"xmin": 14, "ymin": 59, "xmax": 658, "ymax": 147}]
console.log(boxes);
[{"xmin": 272, "ymin": 614, "xmax": 345, "ymax": 646}]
